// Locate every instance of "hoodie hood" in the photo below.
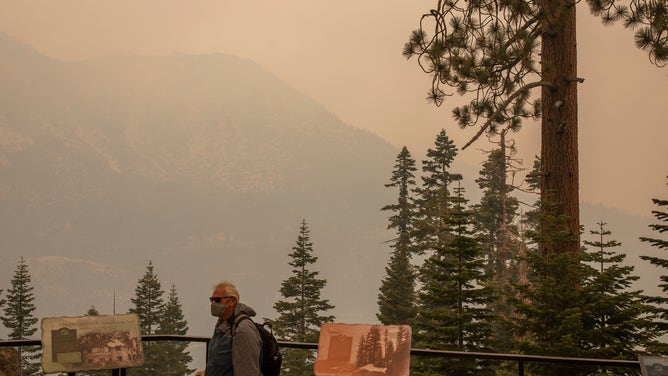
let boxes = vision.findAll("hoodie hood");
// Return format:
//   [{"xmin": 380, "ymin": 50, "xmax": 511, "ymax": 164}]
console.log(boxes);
[
  {"xmin": 234, "ymin": 302, "xmax": 256, "ymax": 318},
  {"xmin": 216, "ymin": 302, "xmax": 257, "ymax": 332}
]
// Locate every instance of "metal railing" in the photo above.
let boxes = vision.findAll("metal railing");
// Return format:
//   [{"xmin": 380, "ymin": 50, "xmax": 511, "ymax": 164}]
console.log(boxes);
[{"xmin": 0, "ymin": 336, "xmax": 641, "ymax": 375}]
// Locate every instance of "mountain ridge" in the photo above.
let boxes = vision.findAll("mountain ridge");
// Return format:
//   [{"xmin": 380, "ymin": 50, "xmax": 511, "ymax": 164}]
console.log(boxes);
[
  {"xmin": 0, "ymin": 33, "xmax": 397, "ymax": 337},
  {"xmin": 0, "ymin": 33, "xmax": 660, "ymax": 347}
]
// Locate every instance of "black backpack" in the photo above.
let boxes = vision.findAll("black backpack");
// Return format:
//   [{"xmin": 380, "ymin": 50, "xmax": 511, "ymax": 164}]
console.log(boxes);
[{"xmin": 233, "ymin": 314, "xmax": 282, "ymax": 376}]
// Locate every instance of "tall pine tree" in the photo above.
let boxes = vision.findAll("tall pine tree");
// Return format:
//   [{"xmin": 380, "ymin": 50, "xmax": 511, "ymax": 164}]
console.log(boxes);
[
  {"xmin": 404, "ymin": 0, "xmax": 666, "ymax": 255},
  {"xmin": 274, "ymin": 220, "xmax": 335, "ymax": 376},
  {"xmin": 581, "ymin": 221, "xmax": 658, "ymax": 368},
  {"xmin": 472, "ymin": 145, "xmax": 521, "ymax": 351},
  {"xmin": 355, "ymin": 326, "xmax": 383, "ymax": 368},
  {"xmin": 511, "ymin": 214, "xmax": 587, "ymax": 376},
  {"xmin": 378, "ymin": 146, "xmax": 418, "ymax": 325},
  {"xmin": 413, "ymin": 184, "xmax": 494, "ymax": 376},
  {"xmin": 156, "ymin": 284, "xmax": 194, "ymax": 376},
  {"xmin": 640, "ymin": 180, "xmax": 668, "ymax": 354},
  {"xmin": 1, "ymin": 257, "xmax": 40, "ymax": 376},
  {"xmin": 412, "ymin": 129, "xmax": 462, "ymax": 258},
  {"xmin": 128, "ymin": 261, "xmax": 165, "ymax": 376}
]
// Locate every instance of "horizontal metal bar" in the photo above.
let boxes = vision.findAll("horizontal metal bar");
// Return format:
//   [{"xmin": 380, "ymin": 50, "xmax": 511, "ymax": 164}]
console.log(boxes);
[{"xmin": 0, "ymin": 336, "xmax": 640, "ymax": 369}]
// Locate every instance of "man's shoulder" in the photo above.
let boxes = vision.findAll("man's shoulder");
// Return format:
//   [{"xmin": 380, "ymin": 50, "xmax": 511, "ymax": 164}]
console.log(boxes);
[{"xmin": 232, "ymin": 314, "xmax": 259, "ymax": 334}]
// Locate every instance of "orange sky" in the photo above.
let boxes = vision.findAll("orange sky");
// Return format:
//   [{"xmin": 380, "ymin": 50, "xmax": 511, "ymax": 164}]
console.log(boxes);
[{"xmin": 0, "ymin": 0, "xmax": 665, "ymax": 217}]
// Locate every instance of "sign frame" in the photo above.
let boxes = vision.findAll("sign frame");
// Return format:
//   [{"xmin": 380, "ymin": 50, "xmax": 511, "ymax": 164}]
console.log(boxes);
[{"xmin": 41, "ymin": 313, "xmax": 144, "ymax": 374}]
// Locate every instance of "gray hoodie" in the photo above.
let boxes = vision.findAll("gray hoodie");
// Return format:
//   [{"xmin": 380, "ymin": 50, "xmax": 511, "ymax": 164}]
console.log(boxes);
[{"xmin": 207, "ymin": 303, "xmax": 262, "ymax": 376}]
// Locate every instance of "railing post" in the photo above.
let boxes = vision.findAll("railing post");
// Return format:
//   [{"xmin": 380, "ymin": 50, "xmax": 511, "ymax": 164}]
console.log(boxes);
[{"xmin": 518, "ymin": 360, "xmax": 524, "ymax": 376}]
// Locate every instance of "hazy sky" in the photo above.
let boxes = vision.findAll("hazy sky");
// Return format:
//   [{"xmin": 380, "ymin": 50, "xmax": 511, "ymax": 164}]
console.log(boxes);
[{"xmin": 0, "ymin": 0, "xmax": 666, "ymax": 217}]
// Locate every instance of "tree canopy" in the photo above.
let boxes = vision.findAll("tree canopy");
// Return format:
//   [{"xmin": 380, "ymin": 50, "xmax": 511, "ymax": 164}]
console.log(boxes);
[{"xmin": 404, "ymin": 0, "xmax": 666, "ymax": 254}]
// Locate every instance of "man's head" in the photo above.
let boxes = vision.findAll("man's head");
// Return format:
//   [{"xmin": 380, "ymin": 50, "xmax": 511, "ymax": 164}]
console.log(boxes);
[{"xmin": 210, "ymin": 280, "xmax": 239, "ymax": 321}]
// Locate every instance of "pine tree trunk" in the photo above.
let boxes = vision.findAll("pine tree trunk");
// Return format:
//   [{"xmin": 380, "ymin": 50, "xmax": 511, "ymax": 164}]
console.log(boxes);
[{"xmin": 540, "ymin": 1, "xmax": 580, "ymax": 255}]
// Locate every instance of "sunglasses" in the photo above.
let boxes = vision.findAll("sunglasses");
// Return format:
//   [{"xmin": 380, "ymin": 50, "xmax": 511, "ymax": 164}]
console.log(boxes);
[{"xmin": 209, "ymin": 296, "xmax": 234, "ymax": 303}]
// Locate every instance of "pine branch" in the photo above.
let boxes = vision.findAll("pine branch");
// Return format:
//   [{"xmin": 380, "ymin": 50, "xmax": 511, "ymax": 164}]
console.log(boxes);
[{"xmin": 462, "ymin": 81, "xmax": 556, "ymax": 150}]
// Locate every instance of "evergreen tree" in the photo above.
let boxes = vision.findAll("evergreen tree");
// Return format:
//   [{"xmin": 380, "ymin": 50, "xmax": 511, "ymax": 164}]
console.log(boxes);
[
  {"xmin": 156, "ymin": 284, "xmax": 194, "ymax": 376},
  {"xmin": 522, "ymin": 156, "xmax": 543, "ymax": 233},
  {"xmin": 378, "ymin": 146, "xmax": 418, "ymax": 325},
  {"xmin": 128, "ymin": 261, "xmax": 165, "ymax": 376},
  {"xmin": 85, "ymin": 306, "xmax": 100, "ymax": 316},
  {"xmin": 383, "ymin": 327, "xmax": 395, "ymax": 369},
  {"xmin": 510, "ymin": 220, "xmax": 659, "ymax": 376},
  {"xmin": 412, "ymin": 129, "xmax": 462, "ymax": 258},
  {"xmin": 355, "ymin": 326, "xmax": 383, "ymax": 368},
  {"xmin": 274, "ymin": 220, "xmax": 335, "ymax": 376},
  {"xmin": 413, "ymin": 185, "xmax": 494, "ymax": 376},
  {"xmin": 0, "ymin": 289, "xmax": 5, "ymax": 319},
  {"xmin": 1, "ymin": 257, "xmax": 40, "ymax": 376},
  {"xmin": 640, "ymin": 180, "xmax": 668, "ymax": 354},
  {"xmin": 404, "ymin": 0, "xmax": 666, "ymax": 255},
  {"xmin": 511, "ymin": 212, "xmax": 588, "ymax": 376},
  {"xmin": 580, "ymin": 221, "xmax": 658, "ymax": 372},
  {"xmin": 391, "ymin": 326, "xmax": 411, "ymax": 376},
  {"xmin": 472, "ymin": 145, "xmax": 521, "ymax": 351}
]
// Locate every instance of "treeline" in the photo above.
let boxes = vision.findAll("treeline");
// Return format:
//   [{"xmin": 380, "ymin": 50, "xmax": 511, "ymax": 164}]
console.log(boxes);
[
  {"xmin": 1, "ymin": 128, "xmax": 666, "ymax": 376},
  {"xmin": 0, "ymin": 219, "xmax": 336, "ymax": 376},
  {"xmin": 376, "ymin": 129, "xmax": 668, "ymax": 375},
  {"xmin": 0, "ymin": 259, "xmax": 194, "ymax": 376}
]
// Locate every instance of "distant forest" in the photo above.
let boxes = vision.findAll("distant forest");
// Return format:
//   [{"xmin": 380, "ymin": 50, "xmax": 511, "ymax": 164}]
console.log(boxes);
[{"xmin": 2, "ymin": 128, "xmax": 666, "ymax": 376}]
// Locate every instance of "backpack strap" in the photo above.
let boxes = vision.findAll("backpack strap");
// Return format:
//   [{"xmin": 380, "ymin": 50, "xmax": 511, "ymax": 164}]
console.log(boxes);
[{"xmin": 231, "ymin": 313, "xmax": 252, "ymax": 336}]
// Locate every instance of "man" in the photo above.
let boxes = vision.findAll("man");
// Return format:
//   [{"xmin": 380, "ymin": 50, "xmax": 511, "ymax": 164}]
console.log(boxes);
[{"xmin": 195, "ymin": 280, "xmax": 262, "ymax": 376}]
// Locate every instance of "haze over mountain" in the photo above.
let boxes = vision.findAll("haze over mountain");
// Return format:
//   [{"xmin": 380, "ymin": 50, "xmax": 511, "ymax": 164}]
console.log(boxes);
[
  {"xmin": 0, "ymin": 32, "xmax": 660, "ymax": 351},
  {"xmin": 0, "ymin": 32, "xmax": 398, "ymax": 338}
]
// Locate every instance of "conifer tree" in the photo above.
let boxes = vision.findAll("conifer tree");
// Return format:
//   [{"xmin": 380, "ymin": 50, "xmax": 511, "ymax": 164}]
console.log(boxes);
[
  {"xmin": 274, "ymin": 220, "xmax": 335, "ymax": 376},
  {"xmin": 355, "ymin": 326, "xmax": 383, "ymax": 368},
  {"xmin": 640, "ymin": 180, "xmax": 668, "ymax": 354},
  {"xmin": 473, "ymin": 146, "xmax": 520, "ymax": 277},
  {"xmin": 378, "ymin": 146, "xmax": 418, "ymax": 325},
  {"xmin": 1, "ymin": 257, "xmax": 40, "ymax": 376},
  {"xmin": 404, "ymin": 0, "xmax": 666, "ymax": 255},
  {"xmin": 511, "ymin": 212, "xmax": 587, "ymax": 376},
  {"xmin": 413, "ymin": 184, "xmax": 494, "ymax": 376},
  {"xmin": 412, "ymin": 129, "xmax": 462, "ymax": 257},
  {"xmin": 391, "ymin": 326, "xmax": 411, "ymax": 376},
  {"xmin": 85, "ymin": 306, "xmax": 100, "ymax": 316},
  {"xmin": 472, "ymin": 145, "xmax": 522, "ymax": 351},
  {"xmin": 581, "ymin": 221, "xmax": 658, "ymax": 367},
  {"xmin": 128, "ymin": 261, "xmax": 165, "ymax": 376},
  {"xmin": 156, "ymin": 284, "xmax": 194, "ymax": 376},
  {"xmin": 512, "ymin": 220, "xmax": 659, "ymax": 376},
  {"xmin": 383, "ymin": 327, "xmax": 395, "ymax": 369}
]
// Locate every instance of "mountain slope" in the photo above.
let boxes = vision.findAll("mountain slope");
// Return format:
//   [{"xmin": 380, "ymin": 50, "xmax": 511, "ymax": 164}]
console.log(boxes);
[{"xmin": 0, "ymin": 33, "xmax": 398, "ymax": 337}]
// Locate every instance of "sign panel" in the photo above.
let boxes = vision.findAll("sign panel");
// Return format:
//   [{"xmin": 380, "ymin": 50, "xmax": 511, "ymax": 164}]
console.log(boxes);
[
  {"xmin": 640, "ymin": 356, "xmax": 668, "ymax": 376},
  {"xmin": 41, "ymin": 314, "xmax": 144, "ymax": 374},
  {"xmin": 314, "ymin": 323, "xmax": 411, "ymax": 376}
]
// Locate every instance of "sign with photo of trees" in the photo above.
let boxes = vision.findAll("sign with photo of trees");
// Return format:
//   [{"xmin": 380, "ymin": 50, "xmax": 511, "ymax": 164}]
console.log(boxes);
[{"xmin": 314, "ymin": 323, "xmax": 411, "ymax": 376}]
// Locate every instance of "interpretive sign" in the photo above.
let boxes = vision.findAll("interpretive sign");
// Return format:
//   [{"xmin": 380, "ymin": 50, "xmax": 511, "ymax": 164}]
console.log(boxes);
[
  {"xmin": 41, "ymin": 313, "xmax": 144, "ymax": 374},
  {"xmin": 314, "ymin": 323, "xmax": 411, "ymax": 376},
  {"xmin": 640, "ymin": 356, "xmax": 668, "ymax": 376}
]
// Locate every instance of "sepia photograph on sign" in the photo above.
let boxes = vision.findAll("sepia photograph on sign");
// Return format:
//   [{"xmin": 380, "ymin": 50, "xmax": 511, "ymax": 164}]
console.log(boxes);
[
  {"xmin": 640, "ymin": 356, "xmax": 668, "ymax": 376},
  {"xmin": 314, "ymin": 323, "xmax": 411, "ymax": 376},
  {"xmin": 40, "ymin": 313, "xmax": 144, "ymax": 374}
]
